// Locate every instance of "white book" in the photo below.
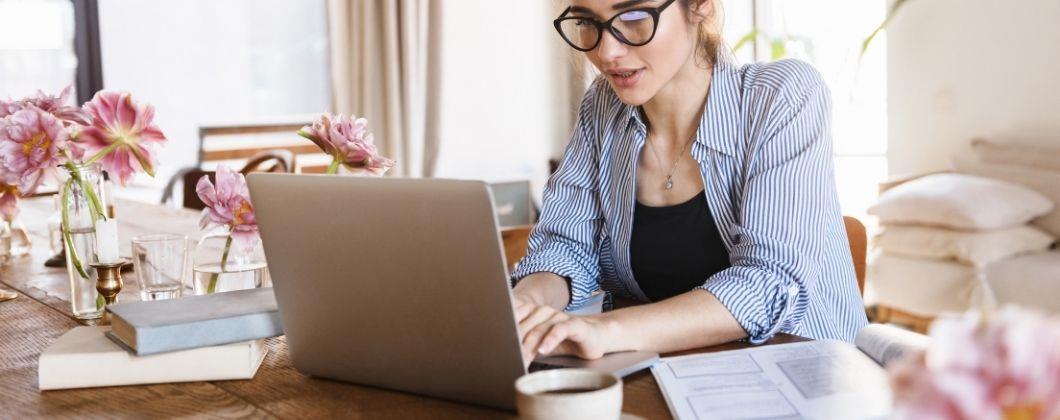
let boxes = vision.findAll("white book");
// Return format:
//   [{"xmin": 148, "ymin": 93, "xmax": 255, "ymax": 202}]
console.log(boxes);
[
  {"xmin": 652, "ymin": 340, "xmax": 894, "ymax": 420},
  {"xmin": 39, "ymin": 326, "xmax": 267, "ymax": 391},
  {"xmin": 650, "ymin": 325, "xmax": 930, "ymax": 419}
]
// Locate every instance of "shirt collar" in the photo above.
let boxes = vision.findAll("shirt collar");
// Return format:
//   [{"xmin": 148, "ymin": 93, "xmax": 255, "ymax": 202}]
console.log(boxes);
[{"xmin": 626, "ymin": 55, "xmax": 742, "ymax": 158}]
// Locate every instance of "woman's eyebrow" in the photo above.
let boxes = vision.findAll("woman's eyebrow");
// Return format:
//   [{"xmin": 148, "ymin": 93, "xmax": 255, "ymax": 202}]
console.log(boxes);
[
  {"xmin": 569, "ymin": 0, "xmax": 651, "ymax": 16},
  {"xmin": 612, "ymin": 0, "xmax": 652, "ymax": 10}
]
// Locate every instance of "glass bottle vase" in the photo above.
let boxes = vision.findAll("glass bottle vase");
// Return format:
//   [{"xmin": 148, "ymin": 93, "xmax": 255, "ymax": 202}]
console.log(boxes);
[
  {"xmin": 59, "ymin": 163, "xmax": 109, "ymax": 319},
  {"xmin": 192, "ymin": 227, "xmax": 270, "ymax": 294}
]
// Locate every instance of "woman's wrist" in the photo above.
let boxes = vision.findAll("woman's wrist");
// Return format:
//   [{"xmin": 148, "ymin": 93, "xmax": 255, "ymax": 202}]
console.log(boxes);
[
  {"xmin": 590, "ymin": 312, "xmax": 634, "ymax": 354},
  {"xmin": 512, "ymin": 272, "xmax": 570, "ymax": 310}
]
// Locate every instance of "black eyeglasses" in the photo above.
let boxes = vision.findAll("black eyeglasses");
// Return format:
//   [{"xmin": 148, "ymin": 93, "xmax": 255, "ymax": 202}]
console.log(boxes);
[{"xmin": 554, "ymin": 0, "xmax": 678, "ymax": 52}]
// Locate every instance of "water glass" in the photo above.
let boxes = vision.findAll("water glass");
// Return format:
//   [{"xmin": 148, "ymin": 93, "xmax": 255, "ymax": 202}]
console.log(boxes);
[{"xmin": 131, "ymin": 234, "xmax": 188, "ymax": 301}]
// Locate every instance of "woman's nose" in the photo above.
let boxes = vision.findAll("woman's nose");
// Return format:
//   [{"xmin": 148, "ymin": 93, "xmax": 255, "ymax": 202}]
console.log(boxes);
[{"xmin": 594, "ymin": 30, "xmax": 628, "ymax": 62}]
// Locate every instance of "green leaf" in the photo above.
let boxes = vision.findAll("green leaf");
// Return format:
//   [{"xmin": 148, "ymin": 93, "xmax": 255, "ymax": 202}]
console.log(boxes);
[
  {"xmin": 96, "ymin": 294, "xmax": 105, "ymax": 310},
  {"xmin": 861, "ymin": 0, "xmax": 913, "ymax": 57},
  {"xmin": 770, "ymin": 38, "xmax": 787, "ymax": 60},
  {"xmin": 733, "ymin": 28, "xmax": 760, "ymax": 53}
]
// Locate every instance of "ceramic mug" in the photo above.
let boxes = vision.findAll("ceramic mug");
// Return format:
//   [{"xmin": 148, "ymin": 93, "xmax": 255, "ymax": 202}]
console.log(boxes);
[{"xmin": 515, "ymin": 369, "xmax": 622, "ymax": 420}]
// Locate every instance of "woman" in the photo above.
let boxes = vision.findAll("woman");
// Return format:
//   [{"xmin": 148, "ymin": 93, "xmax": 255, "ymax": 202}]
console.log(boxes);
[{"xmin": 511, "ymin": 0, "xmax": 868, "ymax": 363}]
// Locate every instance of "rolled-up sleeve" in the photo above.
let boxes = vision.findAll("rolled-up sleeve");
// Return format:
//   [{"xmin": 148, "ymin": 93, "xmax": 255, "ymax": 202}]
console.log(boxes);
[
  {"xmin": 702, "ymin": 75, "xmax": 835, "ymax": 344},
  {"xmin": 510, "ymin": 87, "xmax": 603, "ymax": 311}
]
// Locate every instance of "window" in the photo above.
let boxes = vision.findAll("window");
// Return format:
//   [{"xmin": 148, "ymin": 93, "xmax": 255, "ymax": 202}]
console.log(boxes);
[{"xmin": 0, "ymin": 0, "xmax": 77, "ymax": 99}]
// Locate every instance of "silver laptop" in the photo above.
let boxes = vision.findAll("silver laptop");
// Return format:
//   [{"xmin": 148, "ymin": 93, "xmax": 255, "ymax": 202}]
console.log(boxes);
[{"xmin": 247, "ymin": 173, "xmax": 657, "ymax": 410}]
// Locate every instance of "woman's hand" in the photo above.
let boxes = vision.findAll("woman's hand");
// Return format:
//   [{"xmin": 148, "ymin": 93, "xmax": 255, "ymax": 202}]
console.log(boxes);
[{"xmin": 513, "ymin": 297, "xmax": 617, "ymax": 365}]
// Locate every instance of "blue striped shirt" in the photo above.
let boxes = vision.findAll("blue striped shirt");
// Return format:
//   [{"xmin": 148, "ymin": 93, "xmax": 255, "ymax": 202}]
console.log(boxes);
[{"xmin": 511, "ymin": 57, "xmax": 868, "ymax": 344}]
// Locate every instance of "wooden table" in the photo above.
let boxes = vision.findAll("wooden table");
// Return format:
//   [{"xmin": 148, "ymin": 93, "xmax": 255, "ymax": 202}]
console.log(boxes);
[{"xmin": 1, "ymin": 197, "xmax": 807, "ymax": 419}]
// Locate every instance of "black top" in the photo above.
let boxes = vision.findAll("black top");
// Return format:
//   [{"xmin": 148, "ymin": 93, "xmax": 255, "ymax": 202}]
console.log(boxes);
[{"xmin": 630, "ymin": 190, "xmax": 731, "ymax": 302}]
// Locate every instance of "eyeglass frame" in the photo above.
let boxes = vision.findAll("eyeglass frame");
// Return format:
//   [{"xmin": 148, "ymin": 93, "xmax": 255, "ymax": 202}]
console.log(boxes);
[{"xmin": 553, "ymin": 0, "xmax": 679, "ymax": 52}]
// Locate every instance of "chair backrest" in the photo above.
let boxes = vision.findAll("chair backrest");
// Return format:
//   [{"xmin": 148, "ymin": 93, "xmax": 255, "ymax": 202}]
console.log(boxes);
[
  {"xmin": 198, "ymin": 118, "xmax": 330, "ymax": 173},
  {"xmin": 161, "ymin": 150, "xmax": 297, "ymax": 210},
  {"xmin": 842, "ymin": 216, "xmax": 867, "ymax": 296},
  {"xmin": 500, "ymin": 226, "xmax": 533, "ymax": 273},
  {"xmin": 239, "ymin": 149, "xmax": 295, "ymax": 175},
  {"xmin": 502, "ymin": 216, "xmax": 869, "ymax": 297}
]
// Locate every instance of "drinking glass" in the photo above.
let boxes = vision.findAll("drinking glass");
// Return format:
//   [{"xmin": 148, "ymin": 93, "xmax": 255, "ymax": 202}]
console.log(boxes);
[{"xmin": 131, "ymin": 234, "xmax": 188, "ymax": 301}]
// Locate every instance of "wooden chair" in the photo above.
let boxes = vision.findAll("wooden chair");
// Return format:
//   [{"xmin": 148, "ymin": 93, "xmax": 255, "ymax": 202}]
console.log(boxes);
[
  {"xmin": 501, "ymin": 216, "xmax": 870, "ymax": 298},
  {"xmin": 843, "ymin": 216, "xmax": 867, "ymax": 296},
  {"xmin": 198, "ymin": 118, "xmax": 332, "ymax": 173},
  {"xmin": 160, "ymin": 150, "xmax": 296, "ymax": 210}
]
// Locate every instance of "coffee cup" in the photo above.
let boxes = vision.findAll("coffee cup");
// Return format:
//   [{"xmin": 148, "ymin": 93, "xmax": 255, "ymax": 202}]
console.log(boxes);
[{"xmin": 514, "ymin": 369, "xmax": 622, "ymax": 420}]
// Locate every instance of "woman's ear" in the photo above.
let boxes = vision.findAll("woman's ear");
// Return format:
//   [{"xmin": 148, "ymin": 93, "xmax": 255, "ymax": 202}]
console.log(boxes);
[{"xmin": 689, "ymin": 0, "xmax": 714, "ymax": 24}]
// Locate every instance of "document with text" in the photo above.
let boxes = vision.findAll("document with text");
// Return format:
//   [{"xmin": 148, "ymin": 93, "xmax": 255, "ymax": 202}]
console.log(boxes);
[{"xmin": 651, "ymin": 340, "xmax": 895, "ymax": 419}]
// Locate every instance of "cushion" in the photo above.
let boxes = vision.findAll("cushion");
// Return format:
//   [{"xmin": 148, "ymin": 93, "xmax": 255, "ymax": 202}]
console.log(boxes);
[
  {"xmin": 972, "ymin": 139, "xmax": 1060, "ymax": 173},
  {"xmin": 874, "ymin": 225, "xmax": 1055, "ymax": 268},
  {"xmin": 987, "ymin": 251, "xmax": 1060, "ymax": 313},
  {"xmin": 867, "ymin": 173, "xmax": 1053, "ymax": 230},
  {"xmin": 955, "ymin": 160, "xmax": 1060, "ymax": 238},
  {"xmin": 867, "ymin": 251, "xmax": 1060, "ymax": 316},
  {"xmin": 866, "ymin": 253, "xmax": 985, "ymax": 316}
]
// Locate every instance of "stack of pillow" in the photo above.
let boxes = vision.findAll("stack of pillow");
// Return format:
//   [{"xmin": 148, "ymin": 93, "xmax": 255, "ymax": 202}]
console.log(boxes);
[{"xmin": 866, "ymin": 171, "xmax": 1057, "ymax": 316}]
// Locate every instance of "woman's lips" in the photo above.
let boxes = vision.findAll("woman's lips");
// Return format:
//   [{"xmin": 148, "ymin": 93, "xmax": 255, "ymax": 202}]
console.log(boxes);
[{"xmin": 608, "ymin": 69, "xmax": 643, "ymax": 89}]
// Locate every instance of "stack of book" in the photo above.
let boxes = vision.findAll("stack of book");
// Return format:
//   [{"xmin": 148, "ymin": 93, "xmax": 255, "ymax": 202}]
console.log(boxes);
[{"xmin": 38, "ymin": 288, "xmax": 284, "ymax": 391}]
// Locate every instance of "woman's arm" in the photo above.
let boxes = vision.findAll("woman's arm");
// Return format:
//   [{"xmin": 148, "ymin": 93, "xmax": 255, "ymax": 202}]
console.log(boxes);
[
  {"xmin": 510, "ymin": 81, "xmax": 606, "ymax": 311},
  {"xmin": 525, "ymin": 289, "xmax": 746, "ymax": 358}
]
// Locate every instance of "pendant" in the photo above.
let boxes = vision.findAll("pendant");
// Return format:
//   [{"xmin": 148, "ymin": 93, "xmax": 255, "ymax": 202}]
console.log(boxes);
[{"xmin": 664, "ymin": 177, "xmax": 674, "ymax": 190}]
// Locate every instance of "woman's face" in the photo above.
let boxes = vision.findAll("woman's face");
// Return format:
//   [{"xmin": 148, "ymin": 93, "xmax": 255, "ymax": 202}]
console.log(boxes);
[{"xmin": 566, "ymin": 0, "xmax": 705, "ymax": 105}]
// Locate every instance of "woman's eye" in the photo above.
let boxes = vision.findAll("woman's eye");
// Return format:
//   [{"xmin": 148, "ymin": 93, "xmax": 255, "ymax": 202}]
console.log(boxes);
[
  {"xmin": 575, "ymin": 19, "xmax": 595, "ymax": 27},
  {"xmin": 618, "ymin": 10, "xmax": 650, "ymax": 22}
]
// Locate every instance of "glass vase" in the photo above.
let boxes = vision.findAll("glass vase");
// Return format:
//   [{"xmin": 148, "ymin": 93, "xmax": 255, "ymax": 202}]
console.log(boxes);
[
  {"xmin": 8, "ymin": 219, "xmax": 31, "ymax": 257},
  {"xmin": 0, "ymin": 221, "xmax": 10, "ymax": 266},
  {"xmin": 59, "ymin": 163, "xmax": 109, "ymax": 319},
  {"xmin": 192, "ymin": 228, "xmax": 270, "ymax": 294}
]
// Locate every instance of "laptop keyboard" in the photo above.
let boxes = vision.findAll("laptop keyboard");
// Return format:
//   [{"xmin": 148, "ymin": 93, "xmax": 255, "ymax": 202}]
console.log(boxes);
[{"xmin": 528, "ymin": 361, "xmax": 569, "ymax": 373}]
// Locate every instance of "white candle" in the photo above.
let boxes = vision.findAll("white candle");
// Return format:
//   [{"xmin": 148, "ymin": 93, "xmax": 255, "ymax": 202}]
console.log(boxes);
[{"xmin": 95, "ymin": 219, "xmax": 120, "ymax": 263}]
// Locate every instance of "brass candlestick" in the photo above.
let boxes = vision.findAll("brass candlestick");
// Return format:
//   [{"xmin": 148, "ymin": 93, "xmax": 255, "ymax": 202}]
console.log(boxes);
[{"xmin": 89, "ymin": 259, "xmax": 128, "ymax": 325}]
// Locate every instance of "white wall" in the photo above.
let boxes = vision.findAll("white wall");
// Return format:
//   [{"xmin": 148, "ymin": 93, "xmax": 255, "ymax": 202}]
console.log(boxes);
[
  {"xmin": 98, "ymin": 0, "xmax": 329, "ymax": 195},
  {"xmin": 433, "ymin": 0, "xmax": 564, "ymax": 190},
  {"xmin": 887, "ymin": 0, "xmax": 1060, "ymax": 176}
]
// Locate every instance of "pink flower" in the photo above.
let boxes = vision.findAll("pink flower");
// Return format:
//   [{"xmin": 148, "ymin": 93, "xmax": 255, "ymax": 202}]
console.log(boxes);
[
  {"xmin": 0, "ymin": 183, "xmax": 19, "ymax": 222},
  {"xmin": 76, "ymin": 91, "xmax": 167, "ymax": 185},
  {"xmin": 889, "ymin": 307, "xmax": 1060, "ymax": 419},
  {"xmin": 297, "ymin": 113, "xmax": 395, "ymax": 175},
  {"xmin": 2, "ymin": 86, "xmax": 91, "ymax": 125},
  {"xmin": 0, "ymin": 107, "xmax": 70, "ymax": 195},
  {"xmin": 196, "ymin": 166, "xmax": 259, "ymax": 254}
]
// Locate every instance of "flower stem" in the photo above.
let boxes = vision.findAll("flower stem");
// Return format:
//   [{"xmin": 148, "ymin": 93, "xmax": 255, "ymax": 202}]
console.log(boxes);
[
  {"xmin": 60, "ymin": 179, "xmax": 90, "ymax": 281},
  {"xmin": 326, "ymin": 158, "xmax": 341, "ymax": 175},
  {"xmin": 207, "ymin": 236, "xmax": 234, "ymax": 294},
  {"xmin": 64, "ymin": 162, "xmax": 107, "ymax": 222}
]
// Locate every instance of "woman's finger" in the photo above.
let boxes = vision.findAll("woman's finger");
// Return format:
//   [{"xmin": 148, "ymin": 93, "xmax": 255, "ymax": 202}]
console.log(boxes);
[
  {"xmin": 518, "ymin": 305, "xmax": 556, "ymax": 341},
  {"xmin": 521, "ymin": 312, "xmax": 569, "ymax": 361},
  {"xmin": 537, "ymin": 320, "xmax": 580, "ymax": 355},
  {"xmin": 513, "ymin": 298, "xmax": 533, "ymax": 321}
]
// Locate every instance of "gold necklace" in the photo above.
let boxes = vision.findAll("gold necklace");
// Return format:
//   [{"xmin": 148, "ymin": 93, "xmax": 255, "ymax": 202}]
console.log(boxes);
[{"xmin": 646, "ymin": 131, "xmax": 697, "ymax": 190}]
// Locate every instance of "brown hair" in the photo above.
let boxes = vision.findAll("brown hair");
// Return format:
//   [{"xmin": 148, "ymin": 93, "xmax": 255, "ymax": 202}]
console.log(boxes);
[{"xmin": 680, "ymin": 0, "xmax": 723, "ymax": 67}]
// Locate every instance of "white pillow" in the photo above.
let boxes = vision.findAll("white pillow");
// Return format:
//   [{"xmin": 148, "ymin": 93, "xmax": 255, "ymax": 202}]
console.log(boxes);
[
  {"xmin": 874, "ymin": 225, "xmax": 1055, "ymax": 268},
  {"xmin": 868, "ymin": 173, "xmax": 1053, "ymax": 230},
  {"xmin": 955, "ymin": 161, "xmax": 1060, "ymax": 238}
]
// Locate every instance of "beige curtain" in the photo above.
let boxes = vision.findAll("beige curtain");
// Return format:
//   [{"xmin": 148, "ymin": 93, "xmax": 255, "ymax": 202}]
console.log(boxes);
[{"xmin": 327, "ymin": 0, "xmax": 443, "ymax": 178}]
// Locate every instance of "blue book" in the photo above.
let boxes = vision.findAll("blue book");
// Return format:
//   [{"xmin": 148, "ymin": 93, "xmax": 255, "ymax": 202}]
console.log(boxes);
[{"xmin": 106, "ymin": 288, "xmax": 283, "ymax": 356}]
